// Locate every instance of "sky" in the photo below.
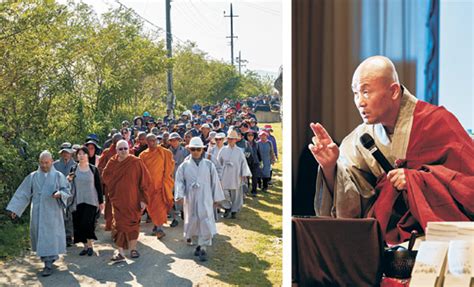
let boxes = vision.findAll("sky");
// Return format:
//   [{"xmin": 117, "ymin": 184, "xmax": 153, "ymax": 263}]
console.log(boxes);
[{"xmin": 77, "ymin": 0, "xmax": 283, "ymax": 76}]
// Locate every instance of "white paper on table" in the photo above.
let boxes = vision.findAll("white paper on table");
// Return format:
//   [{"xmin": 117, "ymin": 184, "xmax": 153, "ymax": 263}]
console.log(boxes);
[
  {"xmin": 443, "ymin": 240, "xmax": 473, "ymax": 287},
  {"xmin": 410, "ymin": 241, "xmax": 449, "ymax": 287}
]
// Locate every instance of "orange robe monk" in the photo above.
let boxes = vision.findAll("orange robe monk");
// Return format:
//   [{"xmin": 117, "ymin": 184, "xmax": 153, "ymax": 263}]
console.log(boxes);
[
  {"xmin": 102, "ymin": 155, "xmax": 151, "ymax": 249},
  {"xmin": 139, "ymin": 146, "xmax": 175, "ymax": 227},
  {"xmin": 98, "ymin": 144, "xmax": 117, "ymax": 231}
]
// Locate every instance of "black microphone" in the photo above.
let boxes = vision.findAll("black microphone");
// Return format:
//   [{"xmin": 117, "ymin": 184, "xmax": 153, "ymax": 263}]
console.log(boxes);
[{"xmin": 360, "ymin": 133, "xmax": 394, "ymax": 173}]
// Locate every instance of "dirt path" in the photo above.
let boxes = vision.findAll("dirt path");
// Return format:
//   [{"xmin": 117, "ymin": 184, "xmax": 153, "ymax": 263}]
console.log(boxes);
[{"xmin": 0, "ymin": 218, "xmax": 223, "ymax": 286}]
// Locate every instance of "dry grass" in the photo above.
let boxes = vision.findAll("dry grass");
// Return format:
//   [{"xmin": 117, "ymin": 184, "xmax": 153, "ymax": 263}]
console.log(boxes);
[{"xmin": 201, "ymin": 122, "xmax": 283, "ymax": 286}]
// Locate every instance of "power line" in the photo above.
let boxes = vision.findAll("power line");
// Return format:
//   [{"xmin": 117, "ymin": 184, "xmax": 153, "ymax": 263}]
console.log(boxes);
[
  {"xmin": 108, "ymin": 0, "xmax": 220, "ymax": 61},
  {"xmin": 186, "ymin": 0, "xmax": 222, "ymax": 35},
  {"xmin": 173, "ymin": 2, "xmax": 222, "ymax": 40},
  {"xmin": 241, "ymin": 2, "xmax": 281, "ymax": 16}
]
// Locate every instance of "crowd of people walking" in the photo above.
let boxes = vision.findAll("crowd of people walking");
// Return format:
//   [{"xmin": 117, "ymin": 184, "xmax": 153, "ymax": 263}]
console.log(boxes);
[{"xmin": 6, "ymin": 97, "xmax": 278, "ymax": 276}]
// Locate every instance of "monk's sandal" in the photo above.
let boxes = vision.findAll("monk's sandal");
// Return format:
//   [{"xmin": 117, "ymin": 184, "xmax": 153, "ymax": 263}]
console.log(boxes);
[
  {"xmin": 111, "ymin": 253, "xmax": 126, "ymax": 263},
  {"xmin": 130, "ymin": 250, "xmax": 140, "ymax": 258}
]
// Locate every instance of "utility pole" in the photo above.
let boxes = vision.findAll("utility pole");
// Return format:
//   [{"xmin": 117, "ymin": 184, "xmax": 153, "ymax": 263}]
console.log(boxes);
[
  {"xmin": 236, "ymin": 50, "xmax": 247, "ymax": 75},
  {"xmin": 166, "ymin": 0, "xmax": 175, "ymax": 118},
  {"xmin": 224, "ymin": 3, "xmax": 238, "ymax": 66}
]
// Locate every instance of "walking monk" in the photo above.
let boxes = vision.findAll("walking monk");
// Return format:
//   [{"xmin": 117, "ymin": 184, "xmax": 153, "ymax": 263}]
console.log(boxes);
[
  {"xmin": 98, "ymin": 133, "xmax": 122, "ymax": 231},
  {"xmin": 139, "ymin": 133, "xmax": 175, "ymax": 239},
  {"xmin": 102, "ymin": 140, "xmax": 151, "ymax": 262}
]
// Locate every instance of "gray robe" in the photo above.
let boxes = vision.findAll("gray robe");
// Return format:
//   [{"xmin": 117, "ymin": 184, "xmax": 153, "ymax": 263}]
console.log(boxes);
[
  {"xmin": 206, "ymin": 145, "xmax": 224, "ymax": 178},
  {"xmin": 217, "ymin": 145, "xmax": 252, "ymax": 190},
  {"xmin": 217, "ymin": 145, "xmax": 252, "ymax": 212},
  {"xmin": 170, "ymin": 145, "xmax": 190, "ymax": 176},
  {"xmin": 257, "ymin": 141, "xmax": 275, "ymax": 178},
  {"xmin": 6, "ymin": 166, "xmax": 71, "ymax": 257},
  {"xmin": 314, "ymin": 88, "xmax": 417, "ymax": 218},
  {"xmin": 175, "ymin": 157, "xmax": 225, "ymax": 241}
]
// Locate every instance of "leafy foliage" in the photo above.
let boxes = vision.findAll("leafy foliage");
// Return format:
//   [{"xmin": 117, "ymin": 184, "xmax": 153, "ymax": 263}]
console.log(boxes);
[{"xmin": 0, "ymin": 0, "xmax": 273, "ymax": 242}]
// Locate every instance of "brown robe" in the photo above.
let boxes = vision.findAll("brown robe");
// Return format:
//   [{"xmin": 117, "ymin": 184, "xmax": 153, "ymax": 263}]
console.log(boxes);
[
  {"xmin": 102, "ymin": 155, "xmax": 150, "ymax": 249},
  {"xmin": 98, "ymin": 144, "xmax": 117, "ymax": 231},
  {"xmin": 139, "ymin": 146, "xmax": 175, "ymax": 226}
]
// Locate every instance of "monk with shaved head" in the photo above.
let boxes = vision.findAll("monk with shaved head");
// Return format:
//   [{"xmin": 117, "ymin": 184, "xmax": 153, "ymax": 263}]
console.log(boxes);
[
  {"xmin": 102, "ymin": 140, "xmax": 151, "ymax": 262},
  {"xmin": 139, "ymin": 133, "xmax": 175, "ymax": 239},
  {"xmin": 310, "ymin": 56, "xmax": 473, "ymax": 244}
]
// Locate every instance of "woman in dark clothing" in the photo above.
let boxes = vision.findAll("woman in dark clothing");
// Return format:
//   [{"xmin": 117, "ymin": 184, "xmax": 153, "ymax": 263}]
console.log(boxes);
[
  {"xmin": 85, "ymin": 141, "xmax": 99, "ymax": 166},
  {"xmin": 245, "ymin": 130, "xmax": 261, "ymax": 196},
  {"xmin": 68, "ymin": 146, "xmax": 104, "ymax": 256}
]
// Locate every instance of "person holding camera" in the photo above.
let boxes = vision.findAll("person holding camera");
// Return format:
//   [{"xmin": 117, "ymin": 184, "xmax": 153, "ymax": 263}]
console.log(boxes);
[{"xmin": 67, "ymin": 146, "xmax": 104, "ymax": 257}]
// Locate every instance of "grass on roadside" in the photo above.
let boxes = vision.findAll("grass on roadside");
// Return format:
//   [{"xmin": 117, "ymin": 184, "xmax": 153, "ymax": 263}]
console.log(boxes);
[
  {"xmin": 0, "ymin": 219, "xmax": 30, "ymax": 260},
  {"xmin": 203, "ymin": 122, "xmax": 283, "ymax": 286}
]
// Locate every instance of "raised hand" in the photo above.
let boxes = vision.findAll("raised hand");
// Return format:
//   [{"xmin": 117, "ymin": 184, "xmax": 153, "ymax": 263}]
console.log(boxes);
[
  {"xmin": 308, "ymin": 123, "xmax": 339, "ymax": 192},
  {"xmin": 308, "ymin": 122, "xmax": 339, "ymax": 169}
]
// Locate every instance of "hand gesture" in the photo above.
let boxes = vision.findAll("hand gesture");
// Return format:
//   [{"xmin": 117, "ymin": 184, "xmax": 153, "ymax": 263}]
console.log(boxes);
[
  {"xmin": 99, "ymin": 203, "xmax": 105, "ymax": 214},
  {"xmin": 387, "ymin": 168, "xmax": 407, "ymax": 191},
  {"xmin": 10, "ymin": 211, "xmax": 17, "ymax": 220},
  {"xmin": 308, "ymin": 123, "xmax": 339, "ymax": 170},
  {"xmin": 52, "ymin": 191, "xmax": 61, "ymax": 199}
]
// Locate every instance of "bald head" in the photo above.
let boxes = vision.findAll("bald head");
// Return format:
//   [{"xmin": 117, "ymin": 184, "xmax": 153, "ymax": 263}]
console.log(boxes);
[
  {"xmin": 351, "ymin": 56, "xmax": 403, "ymax": 132},
  {"xmin": 116, "ymin": 140, "xmax": 129, "ymax": 161},
  {"xmin": 352, "ymin": 56, "xmax": 399, "ymax": 90},
  {"xmin": 39, "ymin": 150, "xmax": 53, "ymax": 172},
  {"xmin": 146, "ymin": 133, "xmax": 158, "ymax": 148},
  {"xmin": 39, "ymin": 150, "xmax": 53, "ymax": 161}
]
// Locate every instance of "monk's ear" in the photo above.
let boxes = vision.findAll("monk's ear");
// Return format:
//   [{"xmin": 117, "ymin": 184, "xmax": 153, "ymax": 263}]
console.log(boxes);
[{"xmin": 389, "ymin": 83, "xmax": 401, "ymax": 100}]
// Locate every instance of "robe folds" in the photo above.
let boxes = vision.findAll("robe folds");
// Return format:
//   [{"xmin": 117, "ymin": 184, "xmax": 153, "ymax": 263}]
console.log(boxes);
[
  {"xmin": 6, "ymin": 167, "xmax": 71, "ymax": 257},
  {"xmin": 371, "ymin": 100, "xmax": 474, "ymax": 244},
  {"xmin": 175, "ymin": 157, "xmax": 225, "ymax": 240},
  {"xmin": 314, "ymin": 87, "xmax": 474, "ymax": 244},
  {"xmin": 102, "ymin": 155, "xmax": 150, "ymax": 249},
  {"xmin": 217, "ymin": 145, "xmax": 252, "ymax": 190},
  {"xmin": 97, "ymin": 144, "xmax": 117, "ymax": 231},
  {"xmin": 139, "ymin": 147, "xmax": 175, "ymax": 226}
]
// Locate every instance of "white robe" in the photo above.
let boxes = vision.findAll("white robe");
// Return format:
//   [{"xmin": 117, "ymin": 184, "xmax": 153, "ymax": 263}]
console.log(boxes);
[
  {"xmin": 6, "ymin": 166, "xmax": 71, "ymax": 257},
  {"xmin": 207, "ymin": 145, "xmax": 224, "ymax": 178},
  {"xmin": 217, "ymin": 145, "xmax": 252, "ymax": 190},
  {"xmin": 175, "ymin": 157, "xmax": 225, "ymax": 240}
]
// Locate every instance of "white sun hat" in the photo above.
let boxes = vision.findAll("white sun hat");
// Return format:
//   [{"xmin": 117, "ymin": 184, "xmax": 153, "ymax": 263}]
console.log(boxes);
[{"xmin": 188, "ymin": 137, "xmax": 206, "ymax": 148}]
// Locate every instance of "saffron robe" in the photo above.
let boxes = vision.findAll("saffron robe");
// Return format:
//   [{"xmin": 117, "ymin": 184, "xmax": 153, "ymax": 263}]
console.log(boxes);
[
  {"xmin": 314, "ymin": 88, "xmax": 474, "ymax": 244},
  {"xmin": 139, "ymin": 146, "xmax": 175, "ymax": 226},
  {"xmin": 6, "ymin": 166, "xmax": 71, "ymax": 257},
  {"xmin": 97, "ymin": 144, "xmax": 117, "ymax": 231},
  {"xmin": 102, "ymin": 155, "xmax": 151, "ymax": 249}
]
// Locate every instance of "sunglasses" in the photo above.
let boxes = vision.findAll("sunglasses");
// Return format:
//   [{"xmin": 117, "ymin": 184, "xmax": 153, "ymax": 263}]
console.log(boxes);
[
  {"xmin": 190, "ymin": 148, "xmax": 202, "ymax": 152},
  {"xmin": 118, "ymin": 147, "xmax": 128, "ymax": 151},
  {"xmin": 215, "ymin": 138, "xmax": 223, "ymax": 141}
]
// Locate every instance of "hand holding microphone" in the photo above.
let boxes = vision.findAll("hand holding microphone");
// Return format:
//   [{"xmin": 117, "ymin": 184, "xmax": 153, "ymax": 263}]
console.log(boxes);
[{"xmin": 360, "ymin": 133, "xmax": 406, "ymax": 191}]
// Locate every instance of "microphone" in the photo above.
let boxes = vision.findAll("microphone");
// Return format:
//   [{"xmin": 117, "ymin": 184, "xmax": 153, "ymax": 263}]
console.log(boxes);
[{"xmin": 360, "ymin": 133, "xmax": 394, "ymax": 173}]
